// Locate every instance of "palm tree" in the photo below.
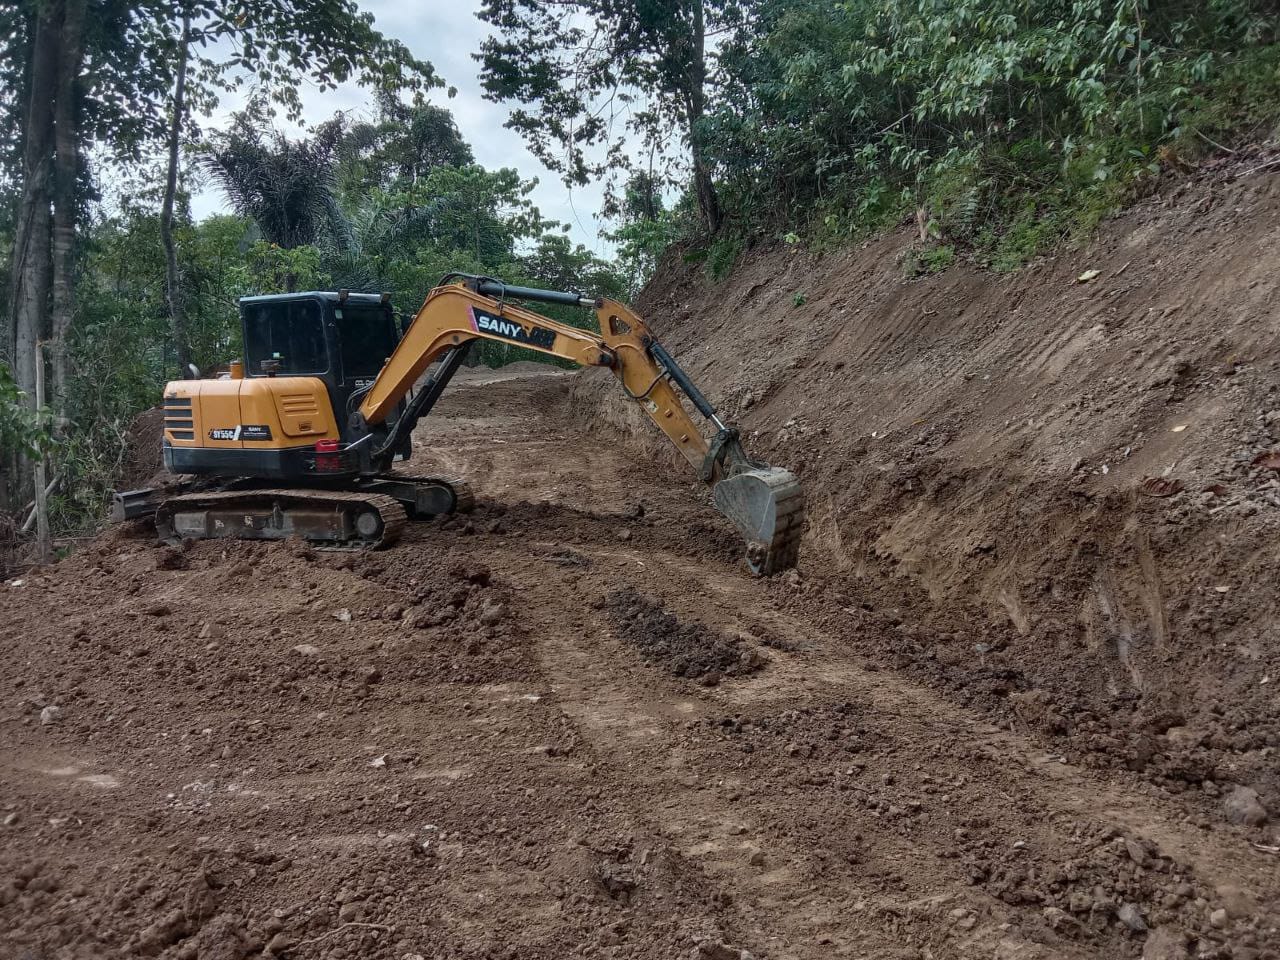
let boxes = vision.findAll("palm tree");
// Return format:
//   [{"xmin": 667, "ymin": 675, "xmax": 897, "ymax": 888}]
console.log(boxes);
[{"xmin": 201, "ymin": 111, "xmax": 350, "ymax": 287}]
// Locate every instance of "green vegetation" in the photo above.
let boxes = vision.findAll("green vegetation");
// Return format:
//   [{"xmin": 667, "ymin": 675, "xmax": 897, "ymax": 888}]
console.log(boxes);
[
  {"xmin": 472, "ymin": 0, "xmax": 1279, "ymax": 272},
  {"xmin": 704, "ymin": 0, "xmax": 1280, "ymax": 266},
  {"xmin": 3, "ymin": 0, "xmax": 1280, "ymax": 546},
  {"xmin": 904, "ymin": 244, "xmax": 957, "ymax": 277},
  {"xmin": 0, "ymin": 364, "xmax": 46, "ymax": 460}
]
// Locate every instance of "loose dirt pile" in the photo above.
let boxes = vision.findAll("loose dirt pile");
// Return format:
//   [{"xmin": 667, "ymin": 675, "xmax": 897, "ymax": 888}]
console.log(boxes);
[{"xmin": 604, "ymin": 588, "xmax": 764, "ymax": 683}]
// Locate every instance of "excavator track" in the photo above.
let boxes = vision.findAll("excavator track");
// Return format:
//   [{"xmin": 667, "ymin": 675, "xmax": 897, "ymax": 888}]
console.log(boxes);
[
  {"xmin": 372, "ymin": 472, "xmax": 474, "ymax": 515},
  {"xmin": 155, "ymin": 488, "xmax": 407, "ymax": 550}
]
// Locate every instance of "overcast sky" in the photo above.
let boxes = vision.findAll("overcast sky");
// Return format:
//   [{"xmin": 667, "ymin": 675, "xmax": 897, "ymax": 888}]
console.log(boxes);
[{"xmin": 190, "ymin": 0, "xmax": 611, "ymax": 252}]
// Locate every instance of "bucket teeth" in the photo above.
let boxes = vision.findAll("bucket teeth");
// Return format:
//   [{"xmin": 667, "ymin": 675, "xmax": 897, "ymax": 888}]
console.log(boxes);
[{"xmin": 712, "ymin": 467, "xmax": 805, "ymax": 575}]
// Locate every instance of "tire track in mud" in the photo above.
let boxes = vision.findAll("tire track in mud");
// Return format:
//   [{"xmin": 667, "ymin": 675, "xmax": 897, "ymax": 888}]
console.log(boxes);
[{"xmin": 485, "ymin": 535, "xmax": 1274, "ymax": 958}]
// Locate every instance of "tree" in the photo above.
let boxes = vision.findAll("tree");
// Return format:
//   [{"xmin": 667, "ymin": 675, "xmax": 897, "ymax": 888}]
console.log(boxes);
[
  {"xmin": 201, "ymin": 113, "xmax": 347, "ymax": 289},
  {"xmin": 159, "ymin": 10, "xmax": 192, "ymax": 374},
  {"xmin": 332, "ymin": 91, "xmax": 474, "ymax": 204},
  {"xmin": 476, "ymin": 0, "xmax": 732, "ymax": 233},
  {"xmin": 603, "ymin": 172, "xmax": 680, "ymax": 295},
  {"xmin": 49, "ymin": 0, "xmax": 88, "ymax": 407},
  {"xmin": 6, "ymin": 0, "xmax": 59, "ymax": 433},
  {"xmin": 3, "ymin": 0, "xmax": 441, "ymax": 443}
]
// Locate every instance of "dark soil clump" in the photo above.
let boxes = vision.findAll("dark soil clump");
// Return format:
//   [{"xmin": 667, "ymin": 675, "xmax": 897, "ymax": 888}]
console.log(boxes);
[{"xmin": 605, "ymin": 588, "xmax": 763, "ymax": 682}]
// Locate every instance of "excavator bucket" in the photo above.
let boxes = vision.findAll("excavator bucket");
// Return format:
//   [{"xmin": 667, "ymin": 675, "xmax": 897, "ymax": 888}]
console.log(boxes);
[{"xmin": 712, "ymin": 466, "xmax": 805, "ymax": 575}]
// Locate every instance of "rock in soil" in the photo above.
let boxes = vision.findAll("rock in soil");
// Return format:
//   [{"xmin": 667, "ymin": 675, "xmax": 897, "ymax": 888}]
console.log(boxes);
[{"xmin": 1222, "ymin": 785, "xmax": 1269, "ymax": 826}]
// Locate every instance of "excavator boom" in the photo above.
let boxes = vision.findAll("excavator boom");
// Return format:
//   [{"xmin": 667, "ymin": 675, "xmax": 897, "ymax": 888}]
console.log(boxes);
[{"xmin": 352, "ymin": 276, "xmax": 804, "ymax": 574}]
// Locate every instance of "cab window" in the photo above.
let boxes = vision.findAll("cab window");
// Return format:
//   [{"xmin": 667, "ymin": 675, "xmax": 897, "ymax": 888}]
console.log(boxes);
[
  {"xmin": 243, "ymin": 299, "xmax": 327, "ymax": 375},
  {"xmin": 335, "ymin": 304, "xmax": 398, "ymax": 383}
]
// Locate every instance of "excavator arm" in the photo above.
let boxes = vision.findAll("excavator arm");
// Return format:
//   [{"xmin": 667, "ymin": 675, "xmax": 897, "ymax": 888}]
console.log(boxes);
[{"xmin": 352, "ymin": 276, "xmax": 804, "ymax": 574}]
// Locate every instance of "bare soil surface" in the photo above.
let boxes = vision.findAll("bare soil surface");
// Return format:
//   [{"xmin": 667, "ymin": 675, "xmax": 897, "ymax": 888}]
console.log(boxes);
[{"xmin": 3, "ymin": 361, "xmax": 1278, "ymax": 959}]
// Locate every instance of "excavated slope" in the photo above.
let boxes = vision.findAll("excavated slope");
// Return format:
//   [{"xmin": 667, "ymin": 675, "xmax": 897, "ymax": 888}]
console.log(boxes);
[{"xmin": 579, "ymin": 149, "xmax": 1280, "ymax": 814}]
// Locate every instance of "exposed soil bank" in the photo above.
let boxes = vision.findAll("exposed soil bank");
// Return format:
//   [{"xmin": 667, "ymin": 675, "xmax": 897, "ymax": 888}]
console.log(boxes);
[{"xmin": 576, "ymin": 151, "xmax": 1280, "ymax": 831}]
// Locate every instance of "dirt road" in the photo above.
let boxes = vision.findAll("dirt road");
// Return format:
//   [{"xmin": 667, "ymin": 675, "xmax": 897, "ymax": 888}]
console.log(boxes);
[{"xmin": 2, "ymin": 368, "xmax": 1277, "ymax": 959}]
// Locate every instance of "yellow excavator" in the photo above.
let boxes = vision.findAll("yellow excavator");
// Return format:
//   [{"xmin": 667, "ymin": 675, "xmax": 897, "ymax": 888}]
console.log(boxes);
[{"xmin": 114, "ymin": 275, "xmax": 804, "ymax": 574}]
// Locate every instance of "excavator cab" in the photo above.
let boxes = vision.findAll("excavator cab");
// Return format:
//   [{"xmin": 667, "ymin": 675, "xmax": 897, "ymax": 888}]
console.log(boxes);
[
  {"xmin": 159, "ymin": 292, "xmax": 411, "ymax": 482},
  {"xmin": 240, "ymin": 290, "xmax": 415, "ymax": 461},
  {"xmin": 241, "ymin": 292, "xmax": 400, "ymax": 422}
]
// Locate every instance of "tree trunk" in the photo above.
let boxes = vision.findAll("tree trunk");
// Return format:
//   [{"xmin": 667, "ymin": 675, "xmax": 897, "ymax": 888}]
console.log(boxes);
[
  {"xmin": 7, "ymin": 1, "xmax": 59, "ymax": 420},
  {"xmin": 160, "ymin": 12, "xmax": 192, "ymax": 374},
  {"xmin": 50, "ymin": 0, "xmax": 88, "ymax": 411},
  {"xmin": 690, "ymin": 151, "xmax": 721, "ymax": 235},
  {"xmin": 683, "ymin": 0, "xmax": 722, "ymax": 234}
]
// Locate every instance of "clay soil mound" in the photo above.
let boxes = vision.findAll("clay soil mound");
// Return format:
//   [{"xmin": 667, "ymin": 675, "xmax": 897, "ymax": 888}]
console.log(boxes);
[{"xmin": 119, "ymin": 406, "xmax": 165, "ymax": 489}]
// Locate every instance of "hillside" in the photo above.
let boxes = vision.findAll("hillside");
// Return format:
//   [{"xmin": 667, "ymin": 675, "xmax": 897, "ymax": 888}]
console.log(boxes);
[
  {"xmin": 583, "ymin": 148, "xmax": 1280, "ymax": 844},
  {"xmin": 586, "ymin": 148, "xmax": 1280, "ymax": 803},
  {"xmin": 3, "ymin": 155, "xmax": 1280, "ymax": 960}
]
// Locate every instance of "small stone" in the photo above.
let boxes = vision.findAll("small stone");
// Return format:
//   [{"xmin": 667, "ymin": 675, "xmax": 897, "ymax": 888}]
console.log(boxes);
[
  {"xmin": 696, "ymin": 942, "xmax": 751, "ymax": 960},
  {"xmin": 1041, "ymin": 907, "xmax": 1074, "ymax": 931},
  {"xmin": 1215, "ymin": 883, "xmax": 1257, "ymax": 919},
  {"xmin": 1118, "ymin": 903, "xmax": 1148, "ymax": 932},
  {"xmin": 332, "ymin": 608, "xmax": 353, "ymax": 622},
  {"xmin": 291, "ymin": 644, "xmax": 320, "ymax": 657},
  {"xmin": 1222, "ymin": 785, "xmax": 1269, "ymax": 826},
  {"xmin": 478, "ymin": 601, "xmax": 505, "ymax": 626},
  {"xmin": 1209, "ymin": 908, "xmax": 1228, "ymax": 929},
  {"xmin": 617, "ymin": 528, "xmax": 632, "ymax": 542},
  {"xmin": 264, "ymin": 933, "xmax": 293, "ymax": 954},
  {"xmin": 198, "ymin": 621, "xmax": 225, "ymax": 640},
  {"xmin": 1142, "ymin": 927, "xmax": 1189, "ymax": 960},
  {"xmin": 39, "ymin": 705, "xmax": 61, "ymax": 726},
  {"xmin": 1125, "ymin": 838, "xmax": 1148, "ymax": 866},
  {"xmin": 3, "ymin": 812, "xmax": 18, "ymax": 826},
  {"xmin": 338, "ymin": 901, "xmax": 361, "ymax": 922},
  {"xmin": 746, "ymin": 846, "xmax": 766, "ymax": 867}
]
